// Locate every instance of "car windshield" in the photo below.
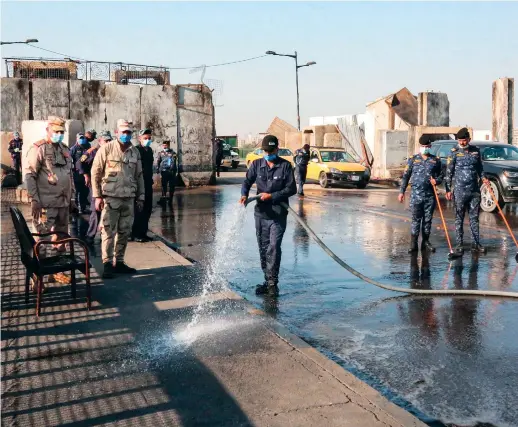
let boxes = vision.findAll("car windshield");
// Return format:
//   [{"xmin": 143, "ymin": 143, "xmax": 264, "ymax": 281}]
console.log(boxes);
[
  {"xmin": 278, "ymin": 149, "xmax": 293, "ymax": 156},
  {"xmin": 320, "ymin": 151, "xmax": 353, "ymax": 163},
  {"xmin": 481, "ymin": 145, "xmax": 518, "ymax": 161}
]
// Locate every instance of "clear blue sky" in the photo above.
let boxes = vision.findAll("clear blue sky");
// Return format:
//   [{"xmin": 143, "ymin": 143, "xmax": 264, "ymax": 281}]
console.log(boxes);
[{"xmin": 2, "ymin": 1, "xmax": 517, "ymax": 137}]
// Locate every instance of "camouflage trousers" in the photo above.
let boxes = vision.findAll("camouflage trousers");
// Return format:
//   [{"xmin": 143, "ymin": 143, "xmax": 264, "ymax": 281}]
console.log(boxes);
[
  {"xmin": 33, "ymin": 207, "xmax": 69, "ymax": 252},
  {"xmin": 410, "ymin": 194, "xmax": 436, "ymax": 237},
  {"xmin": 100, "ymin": 197, "xmax": 134, "ymax": 264},
  {"xmin": 453, "ymin": 191, "xmax": 481, "ymax": 246}
]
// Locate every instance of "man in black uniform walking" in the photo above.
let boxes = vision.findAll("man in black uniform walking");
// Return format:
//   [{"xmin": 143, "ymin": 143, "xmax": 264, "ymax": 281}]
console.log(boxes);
[
  {"xmin": 132, "ymin": 128, "xmax": 154, "ymax": 242},
  {"xmin": 293, "ymin": 143, "xmax": 310, "ymax": 197},
  {"xmin": 214, "ymin": 138, "xmax": 224, "ymax": 177},
  {"xmin": 156, "ymin": 140, "xmax": 177, "ymax": 206},
  {"xmin": 445, "ymin": 128, "xmax": 489, "ymax": 254},
  {"xmin": 240, "ymin": 135, "xmax": 297, "ymax": 296},
  {"xmin": 8, "ymin": 132, "xmax": 23, "ymax": 185}
]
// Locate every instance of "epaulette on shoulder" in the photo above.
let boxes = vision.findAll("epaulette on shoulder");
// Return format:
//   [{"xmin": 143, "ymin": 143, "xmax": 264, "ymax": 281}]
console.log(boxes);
[
  {"xmin": 34, "ymin": 139, "xmax": 46, "ymax": 147},
  {"xmin": 451, "ymin": 148, "xmax": 457, "ymax": 152}
]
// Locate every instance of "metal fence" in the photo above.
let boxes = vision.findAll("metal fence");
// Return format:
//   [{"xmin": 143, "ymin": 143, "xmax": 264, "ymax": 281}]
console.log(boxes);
[{"xmin": 4, "ymin": 58, "xmax": 170, "ymax": 85}]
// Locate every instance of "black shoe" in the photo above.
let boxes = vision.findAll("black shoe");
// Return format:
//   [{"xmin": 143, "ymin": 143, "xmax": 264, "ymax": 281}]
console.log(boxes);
[
  {"xmin": 135, "ymin": 236, "xmax": 153, "ymax": 243},
  {"xmin": 114, "ymin": 262, "xmax": 137, "ymax": 274},
  {"xmin": 471, "ymin": 243, "xmax": 487, "ymax": 254},
  {"xmin": 255, "ymin": 282, "xmax": 268, "ymax": 295},
  {"xmin": 267, "ymin": 283, "xmax": 279, "ymax": 297},
  {"xmin": 408, "ymin": 236, "xmax": 419, "ymax": 254},
  {"xmin": 421, "ymin": 237, "xmax": 436, "ymax": 253},
  {"xmin": 102, "ymin": 262, "xmax": 115, "ymax": 279},
  {"xmin": 454, "ymin": 245, "xmax": 464, "ymax": 255}
]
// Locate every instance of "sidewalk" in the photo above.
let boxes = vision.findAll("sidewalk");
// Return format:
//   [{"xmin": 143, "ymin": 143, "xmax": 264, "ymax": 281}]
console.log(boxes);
[{"xmin": 1, "ymin": 210, "xmax": 425, "ymax": 427}]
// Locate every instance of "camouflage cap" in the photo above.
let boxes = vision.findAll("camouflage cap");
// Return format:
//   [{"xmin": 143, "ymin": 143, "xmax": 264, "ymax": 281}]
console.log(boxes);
[
  {"xmin": 13, "ymin": 131, "xmax": 20, "ymax": 137},
  {"xmin": 76, "ymin": 132, "xmax": 85, "ymax": 138},
  {"xmin": 86, "ymin": 129, "xmax": 96, "ymax": 135},
  {"xmin": 116, "ymin": 119, "xmax": 132, "ymax": 132},
  {"xmin": 100, "ymin": 130, "xmax": 112, "ymax": 140},
  {"xmin": 48, "ymin": 116, "xmax": 65, "ymax": 132}
]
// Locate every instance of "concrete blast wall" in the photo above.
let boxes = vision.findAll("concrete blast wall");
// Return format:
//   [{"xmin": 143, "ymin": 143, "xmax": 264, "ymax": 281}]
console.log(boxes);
[
  {"xmin": 492, "ymin": 78, "xmax": 514, "ymax": 145},
  {"xmin": 0, "ymin": 78, "xmax": 215, "ymax": 186},
  {"xmin": 418, "ymin": 92, "xmax": 449, "ymax": 126}
]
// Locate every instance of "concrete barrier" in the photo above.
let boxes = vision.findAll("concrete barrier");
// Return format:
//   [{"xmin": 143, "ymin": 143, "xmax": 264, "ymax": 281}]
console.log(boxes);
[
  {"xmin": 32, "ymin": 80, "xmax": 69, "ymax": 120},
  {"xmin": 0, "ymin": 78, "xmax": 30, "ymax": 133}
]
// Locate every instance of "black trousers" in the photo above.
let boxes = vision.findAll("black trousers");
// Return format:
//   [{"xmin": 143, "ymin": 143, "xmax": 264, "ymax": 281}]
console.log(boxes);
[
  {"xmin": 255, "ymin": 215, "xmax": 287, "ymax": 285},
  {"xmin": 295, "ymin": 166, "xmax": 307, "ymax": 195},
  {"xmin": 73, "ymin": 172, "xmax": 89, "ymax": 211},
  {"xmin": 87, "ymin": 193, "xmax": 101, "ymax": 239},
  {"xmin": 161, "ymin": 171, "xmax": 176, "ymax": 197},
  {"xmin": 12, "ymin": 157, "xmax": 21, "ymax": 185},
  {"xmin": 132, "ymin": 185, "xmax": 153, "ymax": 238}
]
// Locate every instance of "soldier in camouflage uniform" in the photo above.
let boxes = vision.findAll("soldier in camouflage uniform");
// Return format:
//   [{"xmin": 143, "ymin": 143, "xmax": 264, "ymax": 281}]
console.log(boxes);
[
  {"xmin": 399, "ymin": 135, "xmax": 444, "ymax": 253},
  {"xmin": 91, "ymin": 119, "xmax": 145, "ymax": 279},
  {"xmin": 25, "ymin": 116, "xmax": 78, "ymax": 286},
  {"xmin": 445, "ymin": 128, "xmax": 489, "ymax": 255}
]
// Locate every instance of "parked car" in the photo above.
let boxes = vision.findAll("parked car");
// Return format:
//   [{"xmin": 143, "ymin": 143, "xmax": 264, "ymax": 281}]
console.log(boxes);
[
  {"xmin": 221, "ymin": 144, "xmax": 240, "ymax": 169},
  {"xmin": 430, "ymin": 140, "xmax": 518, "ymax": 212},
  {"xmin": 245, "ymin": 148, "xmax": 295, "ymax": 168},
  {"xmin": 307, "ymin": 147, "xmax": 370, "ymax": 189}
]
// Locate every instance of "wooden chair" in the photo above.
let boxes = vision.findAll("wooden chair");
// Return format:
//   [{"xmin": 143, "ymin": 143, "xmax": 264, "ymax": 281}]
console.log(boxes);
[{"xmin": 9, "ymin": 207, "xmax": 92, "ymax": 317}]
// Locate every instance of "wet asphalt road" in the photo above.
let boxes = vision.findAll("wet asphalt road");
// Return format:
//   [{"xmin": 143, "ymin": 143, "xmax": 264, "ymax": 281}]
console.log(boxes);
[{"xmin": 76, "ymin": 177, "xmax": 518, "ymax": 427}]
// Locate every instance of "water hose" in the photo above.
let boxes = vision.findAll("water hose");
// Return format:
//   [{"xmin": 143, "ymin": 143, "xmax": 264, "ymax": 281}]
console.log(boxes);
[{"xmin": 244, "ymin": 196, "xmax": 518, "ymax": 298}]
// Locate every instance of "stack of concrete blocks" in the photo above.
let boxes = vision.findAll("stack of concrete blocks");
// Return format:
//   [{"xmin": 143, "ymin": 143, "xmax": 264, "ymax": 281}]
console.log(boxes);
[
  {"xmin": 284, "ymin": 131, "xmax": 302, "ymax": 152},
  {"xmin": 492, "ymin": 77, "xmax": 514, "ymax": 145},
  {"xmin": 323, "ymin": 133, "xmax": 342, "ymax": 148},
  {"xmin": 266, "ymin": 117, "xmax": 297, "ymax": 148},
  {"xmin": 0, "ymin": 78, "xmax": 215, "ymax": 187},
  {"xmin": 301, "ymin": 125, "xmax": 339, "ymax": 148}
]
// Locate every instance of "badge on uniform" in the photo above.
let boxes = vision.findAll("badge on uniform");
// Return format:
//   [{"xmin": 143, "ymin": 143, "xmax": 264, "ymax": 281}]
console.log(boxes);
[{"xmin": 80, "ymin": 154, "xmax": 88, "ymax": 162}]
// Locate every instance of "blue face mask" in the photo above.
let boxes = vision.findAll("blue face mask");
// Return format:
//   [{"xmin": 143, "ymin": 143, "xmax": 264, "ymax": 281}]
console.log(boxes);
[
  {"xmin": 420, "ymin": 147, "xmax": 431, "ymax": 155},
  {"xmin": 51, "ymin": 133, "xmax": 64, "ymax": 144},
  {"xmin": 119, "ymin": 134, "xmax": 132, "ymax": 144},
  {"xmin": 78, "ymin": 138, "xmax": 88, "ymax": 145},
  {"xmin": 144, "ymin": 139, "xmax": 152, "ymax": 147},
  {"xmin": 264, "ymin": 153, "xmax": 277, "ymax": 162}
]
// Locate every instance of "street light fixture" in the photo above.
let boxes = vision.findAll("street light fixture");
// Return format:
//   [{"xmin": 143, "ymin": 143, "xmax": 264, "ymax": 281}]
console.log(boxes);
[
  {"xmin": 0, "ymin": 38, "xmax": 39, "ymax": 45},
  {"xmin": 266, "ymin": 50, "xmax": 316, "ymax": 131}
]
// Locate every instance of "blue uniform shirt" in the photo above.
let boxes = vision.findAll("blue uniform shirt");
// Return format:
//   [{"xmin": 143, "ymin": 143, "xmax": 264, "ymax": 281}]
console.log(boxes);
[
  {"xmin": 70, "ymin": 142, "xmax": 91, "ymax": 174},
  {"xmin": 241, "ymin": 157, "xmax": 297, "ymax": 219},
  {"xmin": 445, "ymin": 145, "xmax": 486, "ymax": 193},
  {"xmin": 400, "ymin": 153, "xmax": 443, "ymax": 197}
]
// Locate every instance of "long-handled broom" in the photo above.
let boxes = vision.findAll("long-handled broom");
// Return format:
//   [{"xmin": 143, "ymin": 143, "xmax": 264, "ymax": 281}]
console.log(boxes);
[{"xmin": 432, "ymin": 183, "xmax": 462, "ymax": 260}]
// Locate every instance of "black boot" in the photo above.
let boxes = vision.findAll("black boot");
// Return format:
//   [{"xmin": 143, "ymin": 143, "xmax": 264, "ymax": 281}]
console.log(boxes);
[
  {"xmin": 267, "ymin": 282, "xmax": 279, "ymax": 297},
  {"xmin": 454, "ymin": 243, "xmax": 464, "ymax": 255},
  {"xmin": 102, "ymin": 262, "xmax": 114, "ymax": 279},
  {"xmin": 408, "ymin": 236, "xmax": 419, "ymax": 254},
  {"xmin": 471, "ymin": 243, "xmax": 486, "ymax": 254},
  {"xmin": 113, "ymin": 262, "xmax": 137, "ymax": 275},
  {"xmin": 255, "ymin": 282, "xmax": 268, "ymax": 295},
  {"xmin": 421, "ymin": 235, "xmax": 436, "ymax": 253}
]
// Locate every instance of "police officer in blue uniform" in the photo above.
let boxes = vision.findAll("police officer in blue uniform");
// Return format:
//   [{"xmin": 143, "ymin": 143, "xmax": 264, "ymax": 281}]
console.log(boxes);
[
  {"xmin": 293, "ymin": 143, "xmax": 310, "ymax": 197},
  {"xmin": 84, "ymin": 131, "xmax": 112, "ymax": 244},
  {"xmin": 240, "ymin": 135, "xmax": 297, "ymax": 296},
  {"xmin": 399, "ymin": 135, "xmax": 444, "ymax": 253},
  {"xmin": 156, "ymin": 140, "xmax": 178, "ymax": 206},
  {"xmin": 70, "ymin": 132, "xmax": 91, "ymax": 214},
  {"xmin": 445, "ymin": 128, "xmax": 489, "ymax": 254}
]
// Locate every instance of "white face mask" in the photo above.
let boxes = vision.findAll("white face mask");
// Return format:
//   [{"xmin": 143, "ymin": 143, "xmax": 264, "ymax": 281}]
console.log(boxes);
[{"xmin": 420, "ymin": 147, "xmax": 431, "ymax": 155}]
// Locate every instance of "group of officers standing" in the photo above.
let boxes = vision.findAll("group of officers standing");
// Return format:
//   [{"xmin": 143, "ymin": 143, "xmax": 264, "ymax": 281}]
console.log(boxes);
[{"xmin": 23, "ymin": 116, "xmax": 178, "ymax": 285}]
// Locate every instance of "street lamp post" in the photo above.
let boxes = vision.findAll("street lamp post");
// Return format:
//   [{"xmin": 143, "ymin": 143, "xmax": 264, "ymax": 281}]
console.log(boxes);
[
  {"xmin": 0, "ymin": 38, "xmax": 38, "ymax": 45},
  {"xmin": 266, "ymin": 50, "xmax": 316, "ymax": 131}
]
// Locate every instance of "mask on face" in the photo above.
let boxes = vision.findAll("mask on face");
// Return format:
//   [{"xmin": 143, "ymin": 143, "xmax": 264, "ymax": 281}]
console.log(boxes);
[
  {"xmin": 119, "ymin": 134, "xmax": 132, "ymax": 144},
  {"xmin": 263, "ymin": 153, "xmax": 278, "ymax": 162},
  {"xmin": 79, "ymin": 138, "xmax": 88, "ymax": 145},
  {"xmin": 420, "ymin": 147, "xmax": 431, "ymax": 155},
  {"xmin": 144, "ymin": 139, "xmax": 152, "ymax": 147},
  {"xmin": 459, "ymin": 141, "xmax": 469, "ymax": 148},
  {"xmin": 51, "ymin": 133, "xmax": 64, "ymax": 144}
]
